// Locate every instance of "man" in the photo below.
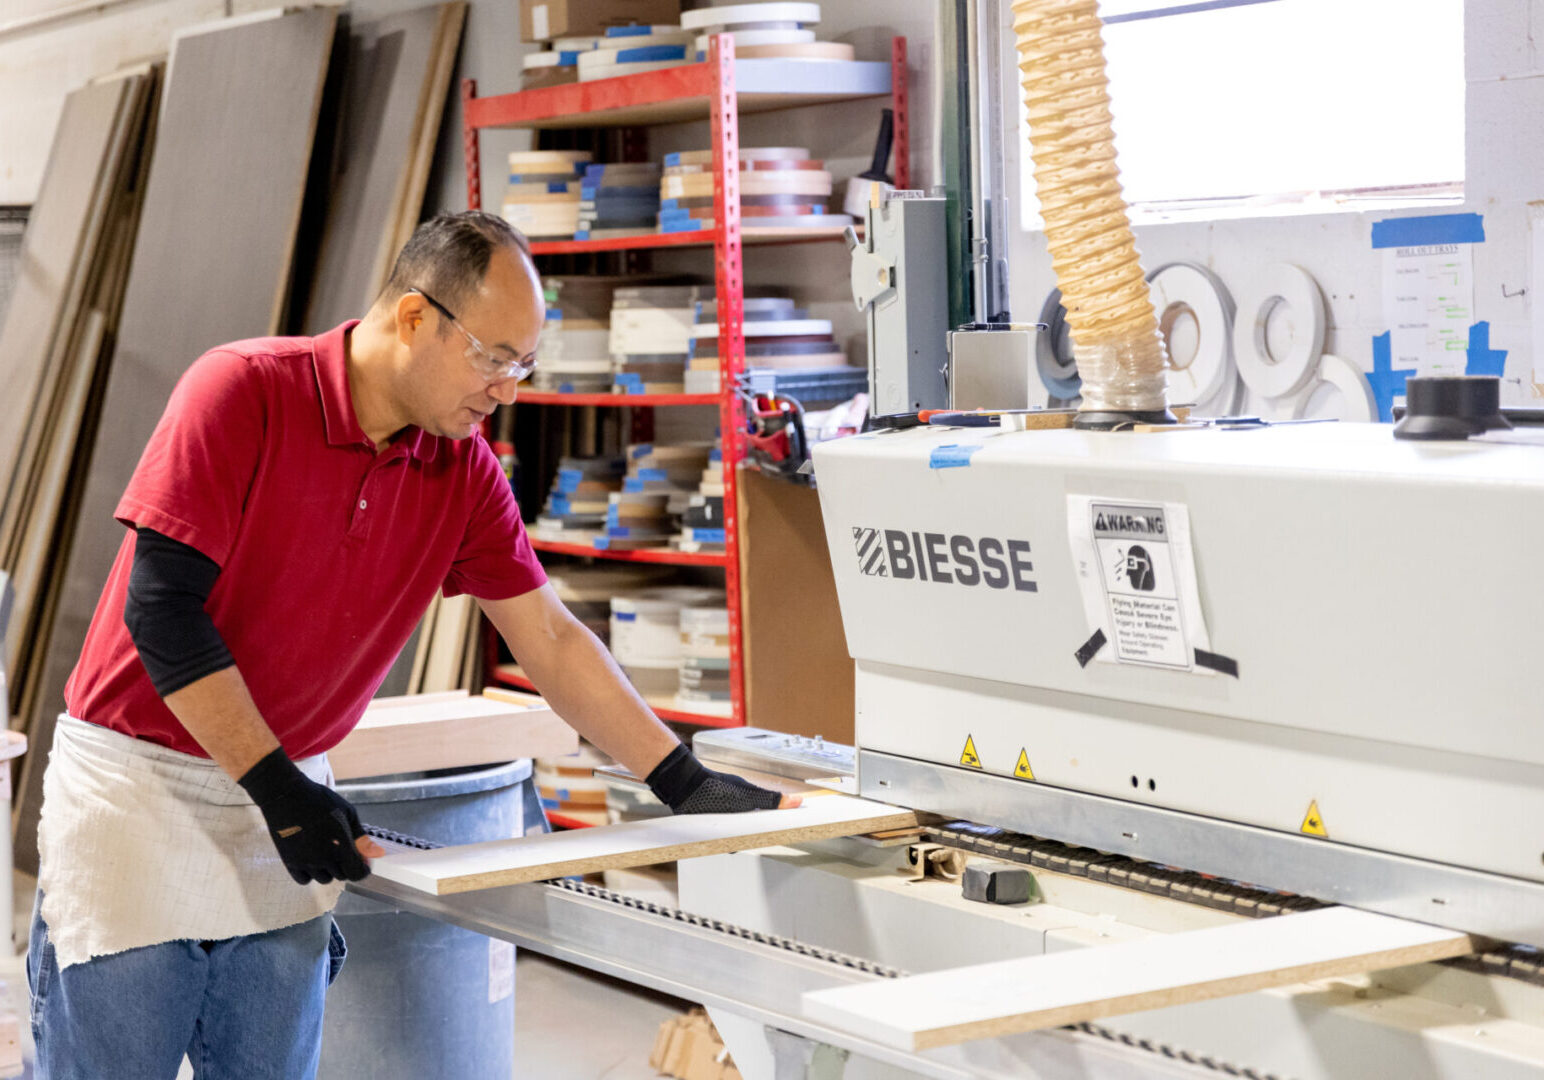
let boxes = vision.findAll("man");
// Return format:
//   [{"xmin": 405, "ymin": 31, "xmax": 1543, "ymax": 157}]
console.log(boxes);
[{"xmin": 28, "ymin": 211, "xmax": 791, "ymax": 1079}]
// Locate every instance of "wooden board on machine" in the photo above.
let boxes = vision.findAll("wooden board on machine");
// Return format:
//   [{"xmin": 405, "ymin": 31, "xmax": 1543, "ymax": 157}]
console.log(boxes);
[
  {"xmin": 802, "ymin": 906, "xmax": 1478, "ymax": 1051},
  {"xmin": 330, "ymin": 689, "xmax": 576, "ymax": 780},
  {"xmin": 13, "ymin": 9, "xmax": 341, "ymax": 873},
  {"xmin": 371, "ymin": 792, "xmax": 919, "ymax": 895}
]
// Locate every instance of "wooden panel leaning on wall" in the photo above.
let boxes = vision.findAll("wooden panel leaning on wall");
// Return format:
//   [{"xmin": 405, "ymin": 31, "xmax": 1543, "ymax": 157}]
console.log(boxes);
[
  {"xmin": 0, "ymin": 65, "xmax": 160, "ymax": 818},
  {"xmin": 12, "ymin": 8, "xmax": 341, "ymax": 873},
  {"xmin": 298, "ymin": 1, "xmax": 466, "ymax": 335}
]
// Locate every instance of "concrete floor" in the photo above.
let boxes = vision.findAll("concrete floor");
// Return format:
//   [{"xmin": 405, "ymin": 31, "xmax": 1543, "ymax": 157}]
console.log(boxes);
[{"xmin": 6, "ymin": 869, "xmax": 691, "ymax": 1080}]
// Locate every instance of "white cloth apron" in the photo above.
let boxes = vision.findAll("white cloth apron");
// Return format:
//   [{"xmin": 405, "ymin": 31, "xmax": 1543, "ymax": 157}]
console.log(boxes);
[{"xmin": 37, "ymin": 716, "xmax": 344, "ymax": 969}]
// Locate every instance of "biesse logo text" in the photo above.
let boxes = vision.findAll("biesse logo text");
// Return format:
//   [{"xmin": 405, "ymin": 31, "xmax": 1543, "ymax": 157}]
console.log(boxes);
[{"xmin": 852, "ymin": 527, "xmax": 1036, "ymax": 592}]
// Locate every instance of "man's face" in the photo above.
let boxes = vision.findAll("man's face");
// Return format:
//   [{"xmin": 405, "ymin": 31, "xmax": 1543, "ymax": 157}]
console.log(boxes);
[{"xmin": 403, "ymin": 248, "xmax": 544, "ymax": 439}]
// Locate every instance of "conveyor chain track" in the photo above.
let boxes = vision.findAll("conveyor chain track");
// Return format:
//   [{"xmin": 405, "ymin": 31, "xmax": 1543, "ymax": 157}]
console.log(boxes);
[
  {"xmin": 927, "ymin": 821, "xmax": 1544, "ymax": 988},
  {"xmin": 361, "ymin": 822, "xmax": 1285, "ymax": 1077}
]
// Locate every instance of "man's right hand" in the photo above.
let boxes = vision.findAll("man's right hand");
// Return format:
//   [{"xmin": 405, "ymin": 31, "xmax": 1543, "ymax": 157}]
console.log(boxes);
[{"xmin": 237, "ymin": 747, "xmax": 379, "ymax": 884}]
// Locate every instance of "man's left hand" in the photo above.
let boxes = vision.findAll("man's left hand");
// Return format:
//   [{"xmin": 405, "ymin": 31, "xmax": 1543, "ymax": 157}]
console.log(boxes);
[{"xmin": 646, "ymin": 743, "xmax": 802, "ymax": 814}]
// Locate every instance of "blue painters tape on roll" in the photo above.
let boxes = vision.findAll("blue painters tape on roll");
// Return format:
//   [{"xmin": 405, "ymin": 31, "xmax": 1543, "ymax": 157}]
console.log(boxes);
[
  {"xmin": 609, "ymin": 526, "xmax": 637, "ymax": 537},
  {"xmin": 709, "ymin": 449, "xmax": 722, "ymax": 462},
  {"xmin": 623, "ymin": 478, "xmax": 644, "ymax": 493},
  {"xmin": 614, "ymin": 611, "xmax": 638, "ymax": 621},
  {"xmin": 549, "ymin": 498, "xmax": 572, "ymax": 514},
  {"xmin": 546, "ymin": 308, "xmax": 563, "ymax": 319},
  {"xmin": 1371, "ymin": 212, "xmax": 1485, "ymax": 249},
  {"xmin": 573, "ymin": 231, "xmax": 590, "ymax": 240},
  {"xmin": 547, "ymin": 182, "xmax": 571, "ymax": 193},
  {"xmin": 929, "ymin": 444, "xmax": 982, "ymax": 469},
  {"xmin": 1369, "ymin": 332, "xmax": 1418, "ymax": 423},
  {"xmin": 557, "ymin": 468, "xmax": 582, "ymax": 482},
  {"xmin": 631, "ymin": 445, "xmax": 653, "ymax": 458},
  {"xmin": 613, "ymin": 44, "xmax": 686, "ymax": 62},
  {"xmin": 636, "ymin": 468, "xmax": 667, "ymax": 482},
  {"xmin": 1465, "ymin": 321, "xmax": 1508, "ymax": 377},
  {"xmin": 606, "ymin": 24, "xmax": 654, "ymax": 36},
  {"xmin": 626, "ymin": 385, "xmax": 647, "ymax": 395},
  {"xmin": 614, "ymin": 373, "xmax": 643, "ymax": 386},
  {"xmin": 662, "ymin": 198, "xmax": 680, "ymax": 210},
  {"xmin": 687, "ymin": 528, "xmax": 725, "ymax": 542},
  {"xmin": 661, "ymin": 220, "xmax": 709, "ymax": 234},
  {"xmin": 557, "ymin": 51, "xmax": 580, "ymax": 65},
  {"xmin": 592, "ymin": 536, "xmax": 613, "ymax": 550},
  {"xmin": 558, "ymin": 382, "xmax": 577, "ymax": 393},
  {"xmin": 664, "ymin": 152, "xmax": 683, "ymax": 167}
]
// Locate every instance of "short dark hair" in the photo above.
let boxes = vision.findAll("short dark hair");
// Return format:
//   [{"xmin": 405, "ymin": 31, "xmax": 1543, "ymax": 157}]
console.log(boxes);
[{"xmin": 380, "ymin": 210, "xmax": 534, "ymax": 317}]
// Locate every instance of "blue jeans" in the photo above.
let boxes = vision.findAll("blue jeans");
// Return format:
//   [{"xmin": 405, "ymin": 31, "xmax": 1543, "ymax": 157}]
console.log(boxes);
[{"xmin": 27, "ymin": 892, "xmax": 346, "ymax": 1079}]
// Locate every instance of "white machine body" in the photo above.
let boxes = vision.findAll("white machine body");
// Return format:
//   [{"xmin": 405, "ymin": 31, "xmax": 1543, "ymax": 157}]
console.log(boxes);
[{"xmin": 812, "ymin": 422, "xmax": 1544, "ymax": 884}]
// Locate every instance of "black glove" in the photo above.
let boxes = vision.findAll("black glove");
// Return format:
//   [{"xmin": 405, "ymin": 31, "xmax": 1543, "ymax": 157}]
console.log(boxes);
[
  {"xmin": 238, "ymin": 747, "xmax": 371, "ymax": 885},
  {"xmin": 646, "ymin": 743, "xmax": 783, "ymax": 815}
]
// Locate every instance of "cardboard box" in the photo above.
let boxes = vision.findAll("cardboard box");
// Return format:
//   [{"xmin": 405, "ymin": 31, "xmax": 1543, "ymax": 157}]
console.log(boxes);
[
  {"xmin": 736, "ymin": 468, "xmax": 855, "ymax": 744},
  {"xmin": 521, "ymin": 0, "xmax": 682, "ymax": 42}
]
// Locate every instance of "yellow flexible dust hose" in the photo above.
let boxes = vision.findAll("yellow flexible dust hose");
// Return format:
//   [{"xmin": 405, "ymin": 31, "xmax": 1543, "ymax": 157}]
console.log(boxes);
[{"xmin": 1011, "ymin": 0, "xmax": 1171, "ymax": 424}]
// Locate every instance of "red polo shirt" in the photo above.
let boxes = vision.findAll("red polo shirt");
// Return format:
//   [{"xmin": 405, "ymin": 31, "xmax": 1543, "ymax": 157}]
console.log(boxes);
[{"xmin": 64, "ymin": 321, "xmax": 546, "ymax": 759}]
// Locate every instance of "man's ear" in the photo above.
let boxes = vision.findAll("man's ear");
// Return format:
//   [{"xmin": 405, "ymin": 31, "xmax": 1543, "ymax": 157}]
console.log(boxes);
[{"xmin": 395, "ymin": 291, "xmax": 427, "ymax": 348}]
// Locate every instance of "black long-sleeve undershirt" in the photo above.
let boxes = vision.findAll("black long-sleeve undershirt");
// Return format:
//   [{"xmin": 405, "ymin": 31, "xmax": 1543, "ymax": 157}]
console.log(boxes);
[{"xmin": 123, "ymin": 527, "xmax": 236, "ymax": 698}]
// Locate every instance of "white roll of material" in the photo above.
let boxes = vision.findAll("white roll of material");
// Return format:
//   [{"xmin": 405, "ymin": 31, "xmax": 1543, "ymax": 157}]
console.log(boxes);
[
  {"xmin": 1292, "ymin": 352, "xmax": 1378, "ymax": 422},
  {"xmin": 1231, "ymin": 263, "xmax": 1326, "ymax": 400},
  {"xmin": 1147, "ymin": 263, "xmax": 1232, "ymax": 408},
  {"xmin": 681, "ymin": 2, "xmax": 822, "ymax": 30}
]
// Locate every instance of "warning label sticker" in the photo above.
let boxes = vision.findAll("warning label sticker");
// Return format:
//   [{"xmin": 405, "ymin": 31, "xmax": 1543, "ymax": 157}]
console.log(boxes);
[
  {"xmin": 1068, "ymin": 496, "xmax": 1213, "ymax": 674},
  {"xmin": 1300, "ymin": 800, "xmax": 1328, "ymax": 838},
  {"xmin": 1014, "ymin": 749, "xmax": 1035, "ymax": 780},
  {"xmin": 960, "ymin": 735, "xmax": 982, "ymax": 769}
]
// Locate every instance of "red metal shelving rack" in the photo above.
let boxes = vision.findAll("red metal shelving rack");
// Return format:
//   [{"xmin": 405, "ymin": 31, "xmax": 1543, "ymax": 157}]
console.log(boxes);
[{"xmin": 463, "ymin": 34, "xmax": 908, "ymax": 730}]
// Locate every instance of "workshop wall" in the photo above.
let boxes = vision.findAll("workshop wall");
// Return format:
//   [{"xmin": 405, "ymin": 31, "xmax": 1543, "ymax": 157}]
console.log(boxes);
[{"xmin": 3, "ymin": 1, "xmax": 1529, "ymax": 407}]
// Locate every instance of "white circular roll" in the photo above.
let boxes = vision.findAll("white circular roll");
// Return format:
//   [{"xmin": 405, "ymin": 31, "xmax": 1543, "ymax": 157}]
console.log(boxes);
[
  {"xmin": 681, "ymin": 3, "xmax": 821, "ymax": 30},
  {"xmin": 691, "ymin": 318, "xmax": 832, "ymax": 338},
  {"xmin": 1232, "ymin": 263, "xmax": 1325, "ymax": 400},
  {"xmin": 1148, "ymin": 263, "xmax": 1231, "ymax": 407},
  {"xmin": 1193, "ymin": 368, "xmax": 1243, "ymax": 418},
  {"xmin": 1291, "ymin": 352, "xmax": 1377, "ymax": 422},
  {"xmin": 695, "ymin": 28, "xmax": 817, "ymax": 51}
]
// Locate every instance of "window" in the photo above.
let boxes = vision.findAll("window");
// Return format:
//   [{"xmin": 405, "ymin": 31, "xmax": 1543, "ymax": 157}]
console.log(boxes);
[{"xmin": 1015, "ymin": 0, "xmax": 1465, "ymax": 224}]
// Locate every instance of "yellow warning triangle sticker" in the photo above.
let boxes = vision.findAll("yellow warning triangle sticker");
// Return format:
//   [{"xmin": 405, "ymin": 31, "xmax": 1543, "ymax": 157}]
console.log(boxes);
[
  {"xmin": 1014, "ymin": 749, "xmax": 1035, "ymax": 780},
  {"xmin": 960, "ymin": 735, "xmax": 982, "ymax": 769},
  {"xmin": 1300, "ymin": 800, "xmax": 1328, "ymax": 838}
]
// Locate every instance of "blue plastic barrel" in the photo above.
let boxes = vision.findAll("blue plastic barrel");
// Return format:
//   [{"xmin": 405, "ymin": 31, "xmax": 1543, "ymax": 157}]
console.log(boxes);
[{"xmin": 320, "ymin": 760, "xmax": 537, "ymax": 1080}]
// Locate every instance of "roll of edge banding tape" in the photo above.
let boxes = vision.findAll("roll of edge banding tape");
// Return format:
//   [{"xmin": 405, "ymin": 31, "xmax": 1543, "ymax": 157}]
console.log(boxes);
[
  {"xmin": 1036, "ymin": 288, "xmax": 1080, "ymax": 398},
  {"xmin": 1292, "ymin": 352, "xmax": 1377, "ymax": 422},
  {"xmin": 681, "ymin": 3, "xmax": 822, "ymax": 30},
  {"xmin": 1232, "ymin": 263, "xmax": 1326, "ymax": 400},
  {"xmin": 1147, "ymin": 262, "xmax": 1232, "ymax": 407}
]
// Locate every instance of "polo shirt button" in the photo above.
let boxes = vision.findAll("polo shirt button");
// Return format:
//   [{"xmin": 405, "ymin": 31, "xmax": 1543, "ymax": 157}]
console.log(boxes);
[{"xmin": 359, "ymin": 499, "xmax": 368, "ymax": 509}]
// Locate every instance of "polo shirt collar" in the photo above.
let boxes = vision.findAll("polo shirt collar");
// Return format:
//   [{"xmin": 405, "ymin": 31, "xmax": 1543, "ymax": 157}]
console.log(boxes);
[{"xmin": 314, "ymin": 321, "xmax": 430, "ymax": 461}]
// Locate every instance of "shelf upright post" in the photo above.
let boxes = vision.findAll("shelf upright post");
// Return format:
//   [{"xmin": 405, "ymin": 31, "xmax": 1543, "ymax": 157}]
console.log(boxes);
[
  {"xmin": 891, "ymin": 38, "xmax": 910, "ymax": 189},
  {"xmin": 462, "ymin": 78, "xmax": 482, "ymax": 210},
  {"xmin": 707, "ymin": 33, "xmax": 748, "ymax": 726}
]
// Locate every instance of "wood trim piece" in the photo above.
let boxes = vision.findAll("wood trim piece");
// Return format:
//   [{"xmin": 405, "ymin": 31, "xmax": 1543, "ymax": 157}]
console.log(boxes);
[
  {"xmin": 372, "ymin": 794, "xmax": 919, "ymax": 895},
  {"xmin": 802, "ymin": 906, "xmax": 1478, "ymax": 1051},
  {"xmin": 330, "ymin": 691, "xmax": 576, "ymax": 781}
]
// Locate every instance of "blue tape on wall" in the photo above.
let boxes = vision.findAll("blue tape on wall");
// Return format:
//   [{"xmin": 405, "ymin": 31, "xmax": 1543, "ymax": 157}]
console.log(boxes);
[
  {"xmin": 1371, "ymin": 212, "xmax": 1485, "ymax": 249},
  {"xmin": 1465, "ymin": 321, "xmax": 1508, "ymax": 377},
  {"xmin": 1369, "ymin": 332, "xmax": 1418, "ymax": 423},
  {"xmin": 929, "ymin": 444, "xmax": 982, "ymax": 469}
]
